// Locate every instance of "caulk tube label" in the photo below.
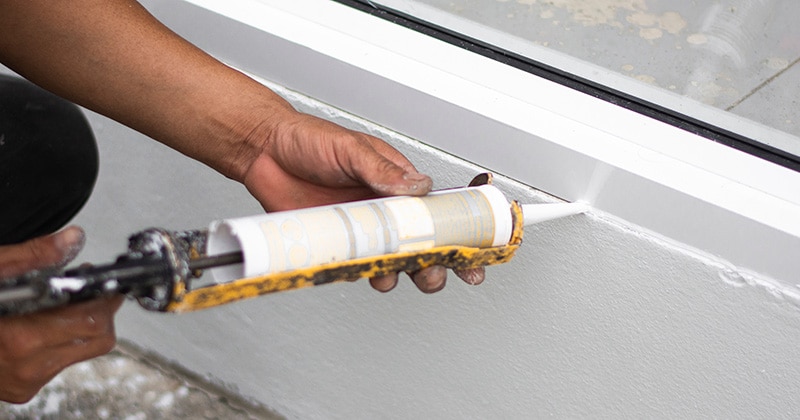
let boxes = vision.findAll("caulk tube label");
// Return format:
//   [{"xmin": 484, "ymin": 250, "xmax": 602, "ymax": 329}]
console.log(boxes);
[{"xmin": 207, "ymin": 185, "xmax": 513, "ymax": 283}]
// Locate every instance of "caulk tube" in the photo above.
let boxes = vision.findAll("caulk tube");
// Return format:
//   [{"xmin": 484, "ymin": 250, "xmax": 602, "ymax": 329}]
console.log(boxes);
[{"xmin": 206, "ymin": 185, "xmax": 513, "ymax": 283}]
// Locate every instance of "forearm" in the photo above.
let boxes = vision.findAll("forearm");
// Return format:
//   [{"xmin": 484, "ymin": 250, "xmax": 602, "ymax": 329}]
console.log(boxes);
[{"xmin": 0, "ymin": 0, "xmax": 291, "ymax": 180}]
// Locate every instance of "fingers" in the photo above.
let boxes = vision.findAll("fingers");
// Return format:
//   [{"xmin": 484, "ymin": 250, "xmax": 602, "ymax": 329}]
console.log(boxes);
[
  {"xmin": 0, "ymin": 296, "xmax": 122, "ymax": 403},
  {"xmin": 369, "ymin": 268, "xmax": 447, "ymax": 294},
  {"xmin": 454, "ymin": 267, "xmax": 486, "ymax": 286},
  {"xmin": 370, "ymin": 266, "xmax": 486, "ymax": 293},
  {"xmin": 244, "ymin": 113, "xmax": 433, "ymax": 210},
  {"xmin": 409, "ymin": 266, "xmax": 447, "ymax": 294},
  {"xmin": 0, "ymin": 226, "xmax": 85, "ymax": 278},
  {"xmin": 34, "ymin": 296, "xmax": 123, "ymax": 347},
  {"xmin": 342, "ymin": 134, "xmax": 433, "ymax": 198},
  {"xmin": 2, "ymin": 296, "xmax": 122, "ymax": 354},
  {"xmin": 272, "ymin": 113, "xmax": 433, "ymax": 196},
  {"xmin": 369, "ymin": 273, "xmax": 398, "ymax": 293},
  {"xmin": 10, "ymin": 323, "xmax": 118, "ymax": 403}
]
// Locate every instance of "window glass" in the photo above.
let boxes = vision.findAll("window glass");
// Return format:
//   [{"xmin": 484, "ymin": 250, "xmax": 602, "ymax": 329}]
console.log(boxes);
[{"xmin": 352, "ymin": 0, "xmax": 800, "ymax": 160}]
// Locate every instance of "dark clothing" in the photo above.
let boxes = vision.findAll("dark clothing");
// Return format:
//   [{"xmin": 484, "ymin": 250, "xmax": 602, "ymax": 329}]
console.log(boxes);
[{"xmin": 0, "ymin": 74, "xmax": 98, "ymax": 245}]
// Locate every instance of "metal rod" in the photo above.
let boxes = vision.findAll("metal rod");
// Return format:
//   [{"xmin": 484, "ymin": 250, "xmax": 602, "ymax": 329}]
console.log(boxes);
[{"xmin": 188, "ymin": 251, "xmax": 244, "ymax": 271}]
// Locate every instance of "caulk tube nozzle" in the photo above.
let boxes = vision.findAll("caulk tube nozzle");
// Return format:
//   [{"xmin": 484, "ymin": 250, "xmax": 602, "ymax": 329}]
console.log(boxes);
[{"xmin": 521, "ymin": 202, "xmax": 589, "ymax": 226}]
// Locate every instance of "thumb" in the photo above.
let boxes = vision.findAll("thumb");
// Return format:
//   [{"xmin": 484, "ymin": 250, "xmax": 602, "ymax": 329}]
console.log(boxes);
[
  {"xmin": 0, "ymin": 226, "xmax": 85, "ymax": 278},
  {"xmin": 345, "ymin": 136, "xmax": 433, "ymax": 197}
]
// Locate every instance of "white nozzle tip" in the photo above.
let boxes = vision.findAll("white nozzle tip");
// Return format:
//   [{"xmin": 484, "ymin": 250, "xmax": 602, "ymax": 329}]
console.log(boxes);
[{"xmin": 521, "ymin": 202, "xmax": 590, "ymax": 226}]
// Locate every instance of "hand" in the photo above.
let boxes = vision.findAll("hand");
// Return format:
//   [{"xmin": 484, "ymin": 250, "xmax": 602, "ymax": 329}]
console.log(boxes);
[
  {"xmin": 0, "ymin": 227, "xmax": 123, "ymax": 403},
  {"xmin": 239, "ymin": 110, "xmax": 485, "ymax": 293},
  {"xmin": 241, "ymin": 111, "xmax": 432, "ymax": 210}
]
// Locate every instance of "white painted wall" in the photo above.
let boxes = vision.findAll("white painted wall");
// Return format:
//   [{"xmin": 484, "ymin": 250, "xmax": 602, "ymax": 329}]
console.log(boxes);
[
  {"xmin": 74, "ymin": 80, "xmax": 800, "ymax": 418},
  {"xmin": 58, "ymin": 2, "xmax": 800, "ymax": 419}
]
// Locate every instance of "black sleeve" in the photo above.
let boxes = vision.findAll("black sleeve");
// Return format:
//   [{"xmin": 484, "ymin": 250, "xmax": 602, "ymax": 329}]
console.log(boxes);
[{"xmin": 0, "ymin": 74, "xmax": 98, "ymax": 245}]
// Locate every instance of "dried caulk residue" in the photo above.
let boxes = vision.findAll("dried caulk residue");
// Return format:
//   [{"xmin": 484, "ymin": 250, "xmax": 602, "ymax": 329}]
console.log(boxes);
[
  {"xmin": 658, "ymin": 12, "xmax": 688, "ymax": 34},
  {"xmin": 687, "ymin": 33, "xmax": 708, "ymax": 45},
  {"xmin": 542, "ymin": 0, "xmax": 645, "ymax": 27},
  {"xmin": 635, "ymin": 74, "xmax": 657, "ymax": 84},
  {"xmin": 516, "ymin": 0, "xmax": 687, "ymax": 42},
  {"xmin": 638, "ymin": 27, "xmax": 663, "ymax": 40},
  {"xmin": 765, "ymin": 57, "xmax": 790, "ymax": 71},
  {"xmin": 627, "ymin": 11, "xmax": 686, "ymax": 40}
]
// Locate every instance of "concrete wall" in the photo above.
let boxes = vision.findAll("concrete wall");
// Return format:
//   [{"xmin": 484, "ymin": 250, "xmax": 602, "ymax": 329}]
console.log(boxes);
[{"xmin": 72, "ymin": 76, "xmax": 800, "ymax": 418}]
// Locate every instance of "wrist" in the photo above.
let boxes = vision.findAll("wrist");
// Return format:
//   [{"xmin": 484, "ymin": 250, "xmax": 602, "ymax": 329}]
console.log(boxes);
[{"xmin": 206, "ymin": 91, "xmax": 297, "ymax": 183}]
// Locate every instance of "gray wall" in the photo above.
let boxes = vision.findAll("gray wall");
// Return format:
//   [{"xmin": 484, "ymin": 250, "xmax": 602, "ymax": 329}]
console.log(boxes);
[{"xmin": 73, "ymin": 81, "xmax": 800, "ymax": 419}]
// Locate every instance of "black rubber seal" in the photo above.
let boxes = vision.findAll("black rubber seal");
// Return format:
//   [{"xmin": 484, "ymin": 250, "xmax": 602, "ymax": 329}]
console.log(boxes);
[{"xmin": 332, "ymin": 0, "xmax": 800, "ymax": 172}]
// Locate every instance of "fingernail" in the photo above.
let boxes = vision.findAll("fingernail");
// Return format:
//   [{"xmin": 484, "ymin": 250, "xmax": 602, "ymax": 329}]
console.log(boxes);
[
  {"xmin": 370, "ymin": 274, "xmax": 398, "ymax": 293},
  {"xmin": 402, "ymin": 172, "xmax": 432, "ymax": 193},
  {"xmin": 403, "ymin": 172, "xmax": 430, "ymax": 182},
  {"xmin": 418, "ymin": 266, "xmax": 446, "ymax": 293},
  {"xmin": 457, "ymin": 268, "xmax": 485, "ymax": 285},
  {"xmin": 55, "ymin": 226, "xmax": 86, "ymax": 263}
]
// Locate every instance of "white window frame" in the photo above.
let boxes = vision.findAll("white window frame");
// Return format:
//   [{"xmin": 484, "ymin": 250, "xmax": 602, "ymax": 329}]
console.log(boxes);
[{"xmin": 146, "ymin": 0, "xmax": 800, "ymax": 285}]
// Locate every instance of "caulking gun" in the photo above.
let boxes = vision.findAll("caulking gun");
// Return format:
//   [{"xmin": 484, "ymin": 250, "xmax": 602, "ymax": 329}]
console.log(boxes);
[{"xmin": 0, "ymin": 174, "xmax": 587, "ymax": 316}]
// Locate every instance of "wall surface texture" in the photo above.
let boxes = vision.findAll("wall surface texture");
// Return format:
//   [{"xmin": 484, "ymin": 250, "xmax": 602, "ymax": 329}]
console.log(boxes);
[
  {"xmin": 60, "ymin": 2, "xmax": 800, "ymax": 419},
  {"xmin": 74, "ymin": 81, "xmax": 800, "ymax": 419}
]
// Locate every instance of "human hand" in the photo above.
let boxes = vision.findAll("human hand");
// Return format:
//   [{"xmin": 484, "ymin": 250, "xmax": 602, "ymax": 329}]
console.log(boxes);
[
  {"xmin": 237, "ymin": 111, "xmax": 485, "ymax": 293},
  {"xmin": 0, "ymin": 227, "xmax": 123, "ymax": 403},
  {"xmin": 240, "ymin": 111, "xmax": 432, "ymax": 211}
]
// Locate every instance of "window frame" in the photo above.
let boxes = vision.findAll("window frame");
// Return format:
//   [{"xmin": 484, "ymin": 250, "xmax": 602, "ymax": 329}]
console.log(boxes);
[
  {"xmin": 335, "ymin": 0, "xmax": 800, "ymax": 163},
  {"xmin": 333, "ymin": 0, "xmax": 800, "ymax": 168}
]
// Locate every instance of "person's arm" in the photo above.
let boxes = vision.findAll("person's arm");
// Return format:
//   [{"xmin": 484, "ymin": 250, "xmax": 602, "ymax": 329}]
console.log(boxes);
[{"xmin": 0, "ymin": 0, "xmax": 430, "ymax": 207}]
